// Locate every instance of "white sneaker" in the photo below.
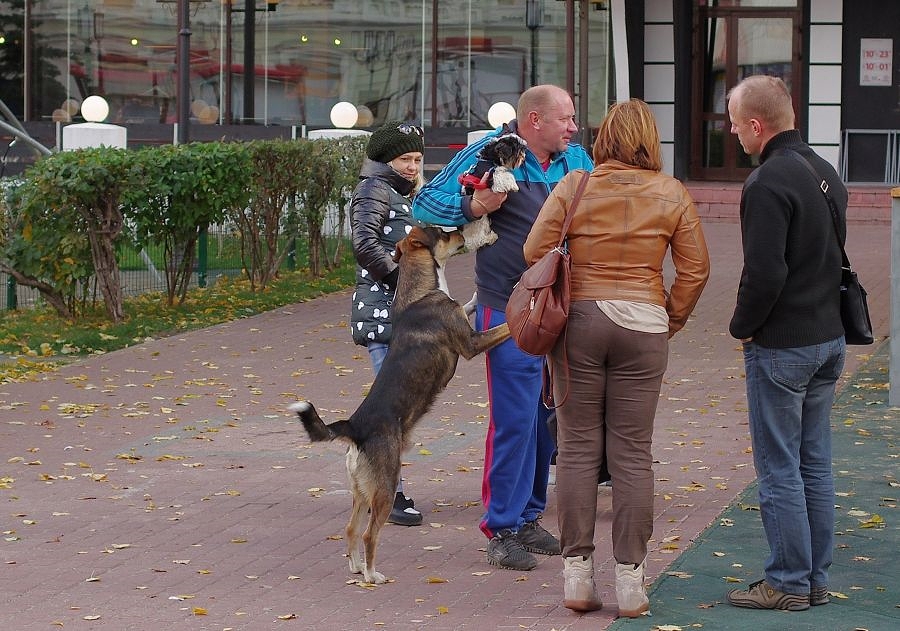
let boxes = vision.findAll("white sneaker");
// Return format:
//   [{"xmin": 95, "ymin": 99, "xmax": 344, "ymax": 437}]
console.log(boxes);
[
  {"xmin": 562, "ymin": 555, "xmax": 603, "ymax": 612},
  {"xmin": 615, "ymin": 560, "xmax": 649, "ymax": 617}
]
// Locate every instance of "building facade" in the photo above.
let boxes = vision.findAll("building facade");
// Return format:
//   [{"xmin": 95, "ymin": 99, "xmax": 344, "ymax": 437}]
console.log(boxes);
[{"xmin": 0, "ymin": 1, "xmax": 897, "ymax": 183}]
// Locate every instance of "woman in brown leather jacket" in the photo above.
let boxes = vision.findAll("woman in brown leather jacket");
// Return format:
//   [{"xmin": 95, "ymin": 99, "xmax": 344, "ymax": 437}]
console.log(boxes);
[{"xmin": 523, "ymin": 99, "xmax": 710, "ymax": 618}]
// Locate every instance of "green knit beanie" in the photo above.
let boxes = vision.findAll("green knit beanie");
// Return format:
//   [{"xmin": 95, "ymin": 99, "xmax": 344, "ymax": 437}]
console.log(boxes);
[{"xmin": 366, "ymin": 121, "xmax": 425, "ymax": 163}]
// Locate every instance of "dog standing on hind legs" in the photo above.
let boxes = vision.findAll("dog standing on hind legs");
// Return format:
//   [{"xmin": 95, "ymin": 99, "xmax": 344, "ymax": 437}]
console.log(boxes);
[{"xmin": 289, "ymin": 225, "xmax": 510, "ymax": 584}]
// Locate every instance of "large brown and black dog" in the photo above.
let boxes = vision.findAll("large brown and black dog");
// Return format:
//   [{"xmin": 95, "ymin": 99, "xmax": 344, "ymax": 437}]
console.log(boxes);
[{"xmin": 289, "ymin": 225, "xmax": 509, "ymax": 584}]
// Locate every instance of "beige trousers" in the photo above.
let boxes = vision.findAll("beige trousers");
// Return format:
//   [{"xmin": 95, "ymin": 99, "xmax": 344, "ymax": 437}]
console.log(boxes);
[{"xmin": 550, "ymin": 301, "xmax": 667, "ymax": 564}]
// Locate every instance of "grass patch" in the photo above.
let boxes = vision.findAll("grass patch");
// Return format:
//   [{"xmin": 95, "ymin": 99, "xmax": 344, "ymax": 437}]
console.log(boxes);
[{"xmin": 0, "ymin": 261, "xmax": 355, "ymax": 375}]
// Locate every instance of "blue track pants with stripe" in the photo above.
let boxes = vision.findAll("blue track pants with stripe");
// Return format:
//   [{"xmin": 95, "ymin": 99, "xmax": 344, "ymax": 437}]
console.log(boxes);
[{"xmin": 476, "ymin": 304, "xmax": 555, "ymax": 538}]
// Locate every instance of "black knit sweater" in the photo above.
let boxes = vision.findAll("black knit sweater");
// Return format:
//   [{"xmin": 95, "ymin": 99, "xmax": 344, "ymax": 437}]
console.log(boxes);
[{"xmin": 729, "ymin": 130, "xmax": 848, "ymax": 348}]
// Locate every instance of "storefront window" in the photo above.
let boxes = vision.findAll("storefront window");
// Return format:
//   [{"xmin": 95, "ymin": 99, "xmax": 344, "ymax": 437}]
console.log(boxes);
[
  {"xmin": 699, "ymin": 1, "xmax": 797, "ymax": 6},
  {"xmin": 2, "ymin": 0, "xmax": 608, "ymax": 135}
]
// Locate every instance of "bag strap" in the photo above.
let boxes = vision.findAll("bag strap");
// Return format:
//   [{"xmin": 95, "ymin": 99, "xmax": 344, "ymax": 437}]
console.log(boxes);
[
  {"xmin": 541, "ymin": 172, "xmax": 588, "ymax": 409},
  {"xmin": 556, "ymin": 170, "xmax": 591, "ymax": 248},
  {"xmin": 773, "ymin": 148, "xmax": 851, "ymax": 270}
]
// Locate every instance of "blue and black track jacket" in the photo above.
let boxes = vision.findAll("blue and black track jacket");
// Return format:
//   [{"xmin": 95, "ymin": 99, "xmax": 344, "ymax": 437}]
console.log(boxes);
[{"xmin": 412, "ymin": 121, "xmax": 593, "ymax": 311}]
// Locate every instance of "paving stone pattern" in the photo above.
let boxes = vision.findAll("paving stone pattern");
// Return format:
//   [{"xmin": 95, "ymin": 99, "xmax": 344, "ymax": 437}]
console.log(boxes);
[{"xmin": 0, "ymin": 220, "xmax": 893, "ymax": 630}]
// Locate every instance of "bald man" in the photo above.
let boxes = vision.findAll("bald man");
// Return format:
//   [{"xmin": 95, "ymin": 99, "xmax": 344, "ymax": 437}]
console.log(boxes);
[
  {"xmin": 414, "ymin": 85, "xmax": 593, "ymax": 571},
  {"xmin": 725, "ymin": 74, "xmax": 847, "ymax": 612}
]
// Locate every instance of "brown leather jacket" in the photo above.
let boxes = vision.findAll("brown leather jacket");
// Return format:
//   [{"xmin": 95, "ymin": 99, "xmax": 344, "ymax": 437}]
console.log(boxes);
[{"xmin": 523, "ymin": 162, "xmax": 710, "ymax": 336}]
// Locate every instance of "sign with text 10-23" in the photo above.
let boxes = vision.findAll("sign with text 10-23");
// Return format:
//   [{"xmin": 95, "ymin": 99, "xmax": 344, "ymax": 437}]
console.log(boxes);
[{"xmin": 859, "ymin": 38, "xmax": 892, "ymax": 87}]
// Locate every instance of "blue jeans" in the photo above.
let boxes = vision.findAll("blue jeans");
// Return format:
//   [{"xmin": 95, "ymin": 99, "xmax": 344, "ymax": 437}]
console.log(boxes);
[
  {"xmin": 742, "ymin": 338, "xmax": 844, "ymax": 595},
  {"xmin": 367, "ymin": 341, "xmax": 389, "ymax": 374}
]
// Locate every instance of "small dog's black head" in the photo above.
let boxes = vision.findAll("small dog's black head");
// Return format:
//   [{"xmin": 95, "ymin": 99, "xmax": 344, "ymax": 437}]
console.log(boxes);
[{"xmin": 478, "ymin": 134, "xmax": 527, "ymax": 170}]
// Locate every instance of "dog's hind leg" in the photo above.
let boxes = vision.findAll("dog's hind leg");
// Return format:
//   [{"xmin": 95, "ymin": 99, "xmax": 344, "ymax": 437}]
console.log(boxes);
[
  {"xmin": 361, "ymin": 484, "xmax": 393, "ymax": 584},
  {"xmin": 345, "ymin": 447, "xmax": 369, "ymax": 578}
]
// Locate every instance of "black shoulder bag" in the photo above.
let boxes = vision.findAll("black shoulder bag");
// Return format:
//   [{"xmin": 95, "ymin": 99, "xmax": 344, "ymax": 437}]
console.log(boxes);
[{"xmin": 778, "ymin": 149, "xmax": 874, "ymax": 345}]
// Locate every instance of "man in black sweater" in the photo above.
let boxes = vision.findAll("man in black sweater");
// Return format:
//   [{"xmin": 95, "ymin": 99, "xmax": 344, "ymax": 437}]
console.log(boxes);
[{"xmin": 725, "ymin": 75, "xmax": 847, "ymax": 612}]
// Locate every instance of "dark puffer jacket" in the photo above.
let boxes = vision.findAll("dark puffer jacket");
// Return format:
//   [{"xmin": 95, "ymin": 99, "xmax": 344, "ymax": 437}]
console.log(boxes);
[{"xmin": 349, "ymin": 158, "xmax": 421, "ymax": 346}]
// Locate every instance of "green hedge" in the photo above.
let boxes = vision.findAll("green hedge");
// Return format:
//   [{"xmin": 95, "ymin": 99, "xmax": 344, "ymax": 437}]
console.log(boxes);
[{"xmin": 0, "ymin": 136, "xmax": 367, "ymax": 321}]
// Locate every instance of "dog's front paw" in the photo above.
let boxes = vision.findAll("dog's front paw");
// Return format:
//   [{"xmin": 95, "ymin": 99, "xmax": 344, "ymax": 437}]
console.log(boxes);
[
  {"xmin": 364, "ymin": 568, "xmax": 387, "ymax": 584},
  {"xmin": 491, "ymin": 168, "xmax": 519, "ymax": 193},
  {"xmin": 462, "ymin": 218, "xmax": 498, "ymax": 250},
  {"xmin": 462, "ymin": 291, "xmax": 477, "ymax": 316}
]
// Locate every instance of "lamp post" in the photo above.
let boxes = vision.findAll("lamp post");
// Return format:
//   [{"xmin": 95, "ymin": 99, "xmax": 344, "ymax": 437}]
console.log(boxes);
[
  {"xmin": 525, "ymin": 0, "xmax": 544, "ymax": 86},
  {"xmin": 94, "ymin": 12, "xmax": 104, "ymax": 94},
  {"xmin": 467, "ymin": 101, "xmax": 516, "ymax": 145},
  {"xmin": 62, "ymin": 95, "xmax": 127, "ymax": 149},
  {"xmin": 307, "ymin": 102, "xmax": 370, "ymax": 139},
  {"xmin": 177, "ymin": 0, "xmax": 191, "ymax": 144}
]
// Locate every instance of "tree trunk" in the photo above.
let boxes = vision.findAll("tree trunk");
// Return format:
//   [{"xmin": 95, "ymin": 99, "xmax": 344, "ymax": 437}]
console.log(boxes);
[
  {"xmin": 86, "ymin": 229, "xmax": 125, "ymax": 322},
  {"xmin": 0, "ymin": 263, "xmax": 74, "ymax": 319},
  {"xmin": 80, "ymin": 201, "xmax": 125, "ymax": 323},
  {"xmin": 306, "ymin": 218, "xmax": 323, "ymax": 277}
]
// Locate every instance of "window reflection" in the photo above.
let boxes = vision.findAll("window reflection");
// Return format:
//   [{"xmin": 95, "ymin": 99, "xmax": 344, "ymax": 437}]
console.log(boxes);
[{"xmin": 4, "ymin": 0, "xmax": 609, "ymax": 132}]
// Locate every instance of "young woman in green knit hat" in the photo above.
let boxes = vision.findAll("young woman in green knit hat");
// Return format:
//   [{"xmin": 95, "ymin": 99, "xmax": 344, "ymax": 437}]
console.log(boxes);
[{"xmin": 349, "ymin": 120, "xmax": 426, "ymax": 526}]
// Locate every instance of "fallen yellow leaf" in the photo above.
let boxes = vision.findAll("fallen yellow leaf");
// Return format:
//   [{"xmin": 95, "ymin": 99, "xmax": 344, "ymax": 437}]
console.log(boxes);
[{"xmin": 859, "ymin": 514, "xmax": 885, "ymax": 528}]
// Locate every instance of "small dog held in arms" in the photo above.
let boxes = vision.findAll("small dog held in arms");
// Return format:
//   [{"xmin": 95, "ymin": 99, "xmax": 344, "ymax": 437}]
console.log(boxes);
[
  {"xmin": 457, "ymin": 133, "xmax": 528, "ymax": 250},
  {"xmin": 288, "ymin": 225, "xmax": 510, "ymax": 584}
]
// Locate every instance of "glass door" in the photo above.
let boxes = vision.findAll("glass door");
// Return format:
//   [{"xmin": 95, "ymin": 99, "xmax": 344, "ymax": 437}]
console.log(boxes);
[{"xmin": 691, "ymin": 3, "xmax": 801, "ymax": 180}]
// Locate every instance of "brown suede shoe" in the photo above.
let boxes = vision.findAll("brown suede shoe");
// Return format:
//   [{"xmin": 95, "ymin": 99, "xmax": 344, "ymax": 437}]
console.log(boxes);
[{"xmin": 727, "ymin": 579, "xmax": 810, "ymax": 611}]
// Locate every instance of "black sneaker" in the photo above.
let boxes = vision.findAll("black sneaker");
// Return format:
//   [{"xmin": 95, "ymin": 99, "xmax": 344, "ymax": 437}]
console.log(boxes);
[
  {"xmin": 487, "ymin": 529, "xmax": 537, "ymax": 570},
  {"xmin": 517, "ymin": 517, "xmax": 561, "ymax": 555},
  {"xmin": 387, "ymin": 492, "xmax": 422, "ymax": 526}
]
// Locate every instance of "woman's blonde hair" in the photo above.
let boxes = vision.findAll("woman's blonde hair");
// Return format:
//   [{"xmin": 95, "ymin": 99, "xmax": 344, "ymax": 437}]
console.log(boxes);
[
  {"xmin": 412, "ymin": 171, "xmax": 425, "ymax": 196},
  {"xmin": 592, "ymin": 98, "xmax": 662, "ymax": 171}
]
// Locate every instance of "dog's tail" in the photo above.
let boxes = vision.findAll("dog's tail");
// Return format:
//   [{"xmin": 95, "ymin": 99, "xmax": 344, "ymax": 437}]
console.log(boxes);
[{"xmin": 287, "ymin": 400, "xmax": 352, "ymax": 443}]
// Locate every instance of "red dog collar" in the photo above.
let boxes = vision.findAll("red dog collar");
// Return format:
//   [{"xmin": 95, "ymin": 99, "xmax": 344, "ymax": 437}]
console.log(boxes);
[{"xmin": 458, "ymin": 172, "xmax": 490, "ymax": 190}]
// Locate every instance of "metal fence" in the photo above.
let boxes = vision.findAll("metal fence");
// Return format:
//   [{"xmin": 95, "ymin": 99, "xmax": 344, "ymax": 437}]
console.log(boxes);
[
  {"xmin": 0, "ymin": 224, "xmax": 240, "ymax": 310},
  {"xmin": 839, "ymin": 129, "xmax": 900, "ymax": 184},
  {"xmin": 0, "ymin": 205, "xmax": 352, "ymax": 311}
]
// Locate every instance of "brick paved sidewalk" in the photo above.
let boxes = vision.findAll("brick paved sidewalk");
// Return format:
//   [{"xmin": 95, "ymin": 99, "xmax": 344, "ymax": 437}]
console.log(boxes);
[{"xmin": 0, "ymin": 220, "xmax": 891, "ymax": 630}]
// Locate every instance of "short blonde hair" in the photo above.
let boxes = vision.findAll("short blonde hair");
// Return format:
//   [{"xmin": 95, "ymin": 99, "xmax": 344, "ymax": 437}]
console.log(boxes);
[
  {"xmin": 726, "ymin": 75, "xmax": 795, "ymax": 130},
  {"xmin": 592, "ymin": 99, "xmax": 662, "ymax": 171}
]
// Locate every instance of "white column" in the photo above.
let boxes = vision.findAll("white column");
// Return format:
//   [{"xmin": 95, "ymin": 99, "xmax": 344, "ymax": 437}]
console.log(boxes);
[{"xmin": 610, "ymin": 0, "xmax": 629, "ymax": 102}]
